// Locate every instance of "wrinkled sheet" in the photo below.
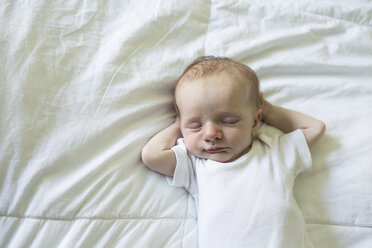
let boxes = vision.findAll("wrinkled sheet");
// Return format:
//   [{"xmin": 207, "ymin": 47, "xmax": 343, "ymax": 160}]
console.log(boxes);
[{"xmin": 1, "ymin": 0, "xmax": 372, "ymax": 247}]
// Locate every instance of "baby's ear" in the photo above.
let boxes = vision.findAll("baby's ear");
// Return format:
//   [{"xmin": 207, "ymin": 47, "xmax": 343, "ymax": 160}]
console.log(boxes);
[
  {"xmin": 254, "ymin": 108, "xmax": 262, "ymax": 125},
  {"xmin": 251, "ymin": 109, "xmax": 262, "ymax": 135},
  {"xmin": 257, "ymin": 108, "xmax": 262, "ymax": 122}
]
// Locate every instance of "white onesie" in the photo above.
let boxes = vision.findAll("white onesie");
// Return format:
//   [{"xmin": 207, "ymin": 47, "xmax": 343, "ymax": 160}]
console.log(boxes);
[{"xmin": 167, "ymin": 126, "xmax": 314, "ymax": 248}]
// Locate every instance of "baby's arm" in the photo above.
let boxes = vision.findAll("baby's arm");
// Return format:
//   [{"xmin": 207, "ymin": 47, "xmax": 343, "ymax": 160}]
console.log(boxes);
[
  {"xmin": 141, "ymin": 122, "xmax": 182, "ymax": 176},
  {"xmin": 260, "ymin": 94, "xmax": 326, "ymax": 147}
]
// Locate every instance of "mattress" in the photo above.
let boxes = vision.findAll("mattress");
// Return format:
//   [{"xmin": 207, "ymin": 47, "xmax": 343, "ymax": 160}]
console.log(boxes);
[{"xmin": 1, "ymin": 0, "xmax": 371, "ymax": 247}]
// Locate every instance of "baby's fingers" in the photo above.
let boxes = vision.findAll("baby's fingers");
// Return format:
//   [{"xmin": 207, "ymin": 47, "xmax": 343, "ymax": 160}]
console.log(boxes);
[{"xmin": 259, "ymin": 91, "xmax": 264, "ymax": 105}]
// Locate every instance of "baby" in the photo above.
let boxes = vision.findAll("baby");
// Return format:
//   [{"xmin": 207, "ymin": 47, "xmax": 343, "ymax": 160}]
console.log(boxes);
[{"xmin": 142, "ymin": 56, "xmax": 325, "ymax": 248}]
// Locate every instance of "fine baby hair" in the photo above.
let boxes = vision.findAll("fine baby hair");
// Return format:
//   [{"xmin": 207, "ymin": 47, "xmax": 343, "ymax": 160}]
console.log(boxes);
[{"xmin": 174, "ymin": 56, "xmax": 261, "ymax": 114}]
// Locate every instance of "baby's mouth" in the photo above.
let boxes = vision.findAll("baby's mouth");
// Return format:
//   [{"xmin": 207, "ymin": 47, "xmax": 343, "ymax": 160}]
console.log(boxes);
[{"xmin": 205, "ymin": 147, "xmax": 226, "ymax": 153}]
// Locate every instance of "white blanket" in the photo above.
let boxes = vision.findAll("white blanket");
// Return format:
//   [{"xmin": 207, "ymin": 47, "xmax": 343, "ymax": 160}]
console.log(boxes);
[{"xmin": 1, "ymin": 0, "xmax": 371, "ymax": 247}]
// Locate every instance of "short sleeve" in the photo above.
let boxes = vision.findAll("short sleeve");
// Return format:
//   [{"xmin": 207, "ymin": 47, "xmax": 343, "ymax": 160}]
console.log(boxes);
[
  {"xmin": 275, "ymin": 129, "xmax": 312, "ymax": 177},
  {"xmin": 166, "ymin": 138, "xmax": 198, "ymax": 196}
]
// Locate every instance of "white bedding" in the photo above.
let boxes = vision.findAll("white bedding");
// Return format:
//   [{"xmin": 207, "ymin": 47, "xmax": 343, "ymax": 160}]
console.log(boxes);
[{"xmin": 1, "ymin": 0, "xmax": 371, "ymax": 247}]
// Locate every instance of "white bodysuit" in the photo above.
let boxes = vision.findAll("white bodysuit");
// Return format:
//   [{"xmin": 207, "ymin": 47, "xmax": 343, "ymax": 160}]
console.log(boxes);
[{"xmin": 167, "ymin": 126, "xmax": 314, "ymax": 248}]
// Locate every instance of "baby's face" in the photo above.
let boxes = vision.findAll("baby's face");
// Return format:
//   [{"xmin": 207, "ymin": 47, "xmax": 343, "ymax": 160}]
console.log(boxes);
[{"xmin": 176, "ymin": 74, "xmax": 261, "ymax": 162}]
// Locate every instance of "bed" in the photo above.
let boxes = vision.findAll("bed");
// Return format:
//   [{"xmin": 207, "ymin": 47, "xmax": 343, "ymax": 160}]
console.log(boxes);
[{"xmin": 1, "ymin": 0, "xmax": 371, "ymax": 247}]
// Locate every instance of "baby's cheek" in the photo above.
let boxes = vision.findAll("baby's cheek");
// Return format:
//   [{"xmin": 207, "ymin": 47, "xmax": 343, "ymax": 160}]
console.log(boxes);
[{"xmin": 183, "ymin": 136, "xmax": 200, "ymax": 155}]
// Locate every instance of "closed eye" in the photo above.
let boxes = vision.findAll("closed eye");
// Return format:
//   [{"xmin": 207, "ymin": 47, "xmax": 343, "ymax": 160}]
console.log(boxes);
[
  {"xmin": 222, "ymin": 117, "xmax": 240, "ymax": 124},
  {"xmin": 187, "ymin": 121, "xmax": 202, "ymax": 129}
]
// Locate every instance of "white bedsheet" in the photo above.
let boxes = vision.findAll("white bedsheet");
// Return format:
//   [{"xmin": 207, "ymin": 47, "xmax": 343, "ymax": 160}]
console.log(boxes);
[{"xmin": 1, "ymin": 0, "xmax": 371, "ymax": 247}]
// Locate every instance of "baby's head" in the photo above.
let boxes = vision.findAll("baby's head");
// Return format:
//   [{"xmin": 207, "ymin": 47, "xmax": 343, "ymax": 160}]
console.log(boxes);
[{"xmin": 174, "ymin": 56, "xmax": 262, "ymax": 162}]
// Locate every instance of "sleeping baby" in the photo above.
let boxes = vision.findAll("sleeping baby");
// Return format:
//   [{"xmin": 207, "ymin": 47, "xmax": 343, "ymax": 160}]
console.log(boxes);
[{"xmin": 141, "ymin": 56, "xmax": 325, "ymax": 247}]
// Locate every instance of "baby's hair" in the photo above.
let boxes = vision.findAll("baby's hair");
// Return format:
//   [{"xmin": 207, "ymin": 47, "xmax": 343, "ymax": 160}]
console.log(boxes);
[{"xmin": 174, "ymin": 56, "xmax": 260, "ymax": 115}]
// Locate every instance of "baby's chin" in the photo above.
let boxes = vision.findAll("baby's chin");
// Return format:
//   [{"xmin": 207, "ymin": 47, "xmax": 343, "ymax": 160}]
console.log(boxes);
[
  {"xmin": 197, "ymin": 146, "xmax": 252, "ymax": 163},
  {"xmin": 185, "ymin": 146, "xmax": 247, "ymax": 163},
  {"xmin": 198, "ymin": 152, "xmax": 237, "ymax": 163}
]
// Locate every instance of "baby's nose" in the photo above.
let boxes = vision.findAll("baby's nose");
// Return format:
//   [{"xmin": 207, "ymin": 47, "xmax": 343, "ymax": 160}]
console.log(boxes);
[{"xmin": 203, "ymin": 122, "xmax": 222, "ymax": 141}]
